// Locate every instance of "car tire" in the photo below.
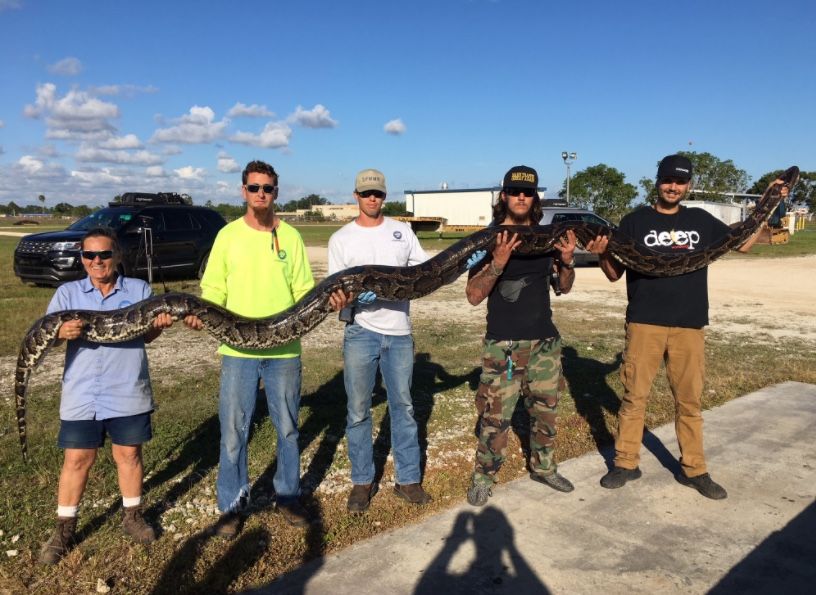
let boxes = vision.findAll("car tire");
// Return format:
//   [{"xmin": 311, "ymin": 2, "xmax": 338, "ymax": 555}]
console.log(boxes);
[{"xmin": 197, "ymin": 251, "xmax": 210, "ymax": 279}]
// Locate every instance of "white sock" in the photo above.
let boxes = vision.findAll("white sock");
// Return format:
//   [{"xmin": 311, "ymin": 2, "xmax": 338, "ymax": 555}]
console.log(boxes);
[
  {"xmin": 57, "ymin": 505, "xmax": 78, "ymax": 518},
  {"xmin": 122, "ymin": 496, "xmax": 141, "ymax": 508}
]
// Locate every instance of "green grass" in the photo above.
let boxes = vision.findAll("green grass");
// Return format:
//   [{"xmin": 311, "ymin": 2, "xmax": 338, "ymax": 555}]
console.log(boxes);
[{"xmin": 743, "ymin": 221, "xmax": 816, "ymax": 257}]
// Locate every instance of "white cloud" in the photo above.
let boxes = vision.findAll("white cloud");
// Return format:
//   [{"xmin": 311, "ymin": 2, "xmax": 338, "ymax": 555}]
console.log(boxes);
[
  {"xmin": 98, "ymin": 134, "xmax": 142, "ymax": 149},
  {"xmin": 38, "ymin": 144, "xmax": 59, "ymax": 157},
  {"xmin": 70, "ymin": 167, "xmax": 126, "ymax": 186},
  {"xmin": 90, "ymin": 84, "xmax": 159, "ymax": 97},
  {"xmin": 18, "ymin": 155, "xmax": 44, "ymax": 175},
  {"xmin": 161, "ymin": 145, "xmax": 183, "ymax": 156},
  {"xmin": 217, "ymin": 151, "xmax": 241, "ymax": 173},
  {"xmin": 288, "ymin": 104, "xmax": 337, "ymax": 128},
  {"xmin": 75, "ymin": 144, "xmax": 163, "ymax": 165},
  {"xmin": 151, "ymin": 106, "xmax": 229, "ymax": 144},
  {"xmin": 384, "ymin": 118, "xmax": 406, "ymax": 135},
  {"xmin": 16, "ymin": 155, "xmax": 66, "ymax": 178},
  {"xmin": 24, "ymin": 83, "xmax": 120, "ymax": 140},
  {"xmin": 174, "ymin": 165, "xmax": 206, "ymax": 180},
  {"xmin": 230, "ymin": 121, "xmax": 291, "ymax": 148},
  {"xmin": 0, "ymin": 0, "xmax": 22, "ymax": 12},
  {"xmin": 145, "ymin": 166, "xmax": 167, "ymax": 178},
  {"xmin": 48, "ymin": 57, "xmax": 83, "ymax": 76},
  {"xmin": 227, "ymin": 102, "xmax": 274, "ymax": 118}
]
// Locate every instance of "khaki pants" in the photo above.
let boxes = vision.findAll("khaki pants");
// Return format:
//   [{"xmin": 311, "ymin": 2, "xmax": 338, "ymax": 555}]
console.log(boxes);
[{"xmin": 615, "ymin": 322, "xmax": 707, "ymax": 477}]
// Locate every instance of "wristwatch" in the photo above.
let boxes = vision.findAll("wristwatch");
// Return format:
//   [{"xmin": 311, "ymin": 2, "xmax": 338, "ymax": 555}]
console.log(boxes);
[{"xmin": 561, "ymin": 259, "xmax": 575, "ymax": 270}]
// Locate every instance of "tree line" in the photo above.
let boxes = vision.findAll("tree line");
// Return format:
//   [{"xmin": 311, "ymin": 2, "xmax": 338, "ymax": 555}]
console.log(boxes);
[
  {"xmin": 0, "ymin": 193, "xmax": 408, "ymax": 221},
  {"xmin": 558, "ymin": 151, "xmax": 814, "ymax": 223}
]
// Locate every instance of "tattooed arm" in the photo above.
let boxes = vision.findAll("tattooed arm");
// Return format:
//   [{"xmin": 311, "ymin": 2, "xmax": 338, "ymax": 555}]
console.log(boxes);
[
  {"xmin": 555, "ymin": 229, "xmax": 576, "ymax": 295},
  {"xmin": 466, "ymin": 230, "xmax": 520, "ymax": 306}
]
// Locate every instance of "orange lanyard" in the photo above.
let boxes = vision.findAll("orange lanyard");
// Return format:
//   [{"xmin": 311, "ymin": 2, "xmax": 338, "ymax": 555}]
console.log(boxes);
[{"xmin": 271, "ymin": 227, "xmax": 285, "ymax": 260}]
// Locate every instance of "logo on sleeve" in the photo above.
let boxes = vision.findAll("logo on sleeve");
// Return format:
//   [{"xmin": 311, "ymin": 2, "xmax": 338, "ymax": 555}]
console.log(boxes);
[{"xmin": 393, "ymin": 231, "xmax": 402, "ymax": 240}]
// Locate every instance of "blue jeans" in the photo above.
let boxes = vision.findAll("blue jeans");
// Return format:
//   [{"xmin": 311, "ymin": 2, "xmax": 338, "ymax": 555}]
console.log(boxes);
[
  {"xmin": 343, "ymin": 324, "xmax": 421, "ymax": 485},
  {"xmin": 217, "ymin": 355, "xmax": 302, "ymax": 512}
]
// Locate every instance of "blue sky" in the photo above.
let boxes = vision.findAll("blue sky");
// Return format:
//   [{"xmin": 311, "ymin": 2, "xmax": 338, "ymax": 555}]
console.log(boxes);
[{"xmin": 0, "ymin": 0, "xmax": 813, "ymax": 207}]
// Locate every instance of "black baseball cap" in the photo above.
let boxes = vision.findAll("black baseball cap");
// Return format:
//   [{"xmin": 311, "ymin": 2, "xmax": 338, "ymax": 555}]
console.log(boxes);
[
  {"xmin": 503, "ymin": 165, "xmax": 538, "ymax": 190},
  {"xmin": 657, "ymin": 155, "xmax": 693, "ymax": 181}
]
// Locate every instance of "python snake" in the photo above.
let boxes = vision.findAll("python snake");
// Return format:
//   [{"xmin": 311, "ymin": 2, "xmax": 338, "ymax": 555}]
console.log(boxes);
[{"xmin": 13, "ymin": 166, "xmax": 798, "ymax": 460}]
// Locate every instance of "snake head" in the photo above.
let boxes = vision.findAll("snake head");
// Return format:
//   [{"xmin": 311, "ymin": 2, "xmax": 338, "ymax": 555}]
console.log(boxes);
[{"xmin": 780, "ymin": 166, "xmax": 799, "ymax": 189}]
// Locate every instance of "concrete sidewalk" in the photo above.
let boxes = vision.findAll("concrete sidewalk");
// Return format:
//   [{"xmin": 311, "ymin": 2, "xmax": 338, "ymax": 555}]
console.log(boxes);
[{"xmin": 253, "ymin": 382, "xmax": 816, "ymax": 594}]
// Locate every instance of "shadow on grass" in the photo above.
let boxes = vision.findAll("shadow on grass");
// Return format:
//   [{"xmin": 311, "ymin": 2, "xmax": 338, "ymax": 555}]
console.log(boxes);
[
  {"xmin": 562, "ymin": 346, "xmax": 680, "ymax": 475},
  {"xmin": 373, "ymin": 352, "xmax": 480, "ymax": 485},
  {"xmin": 148, "ymin": 526, "xmax": 270, "ymax": 595},
  {"xmin": 150, "ymin": 352, "xmax": 478, "ymax": 592},
  {"xmin": 76, "ymin": 415, "xmax": 222, "ymax": 544}
]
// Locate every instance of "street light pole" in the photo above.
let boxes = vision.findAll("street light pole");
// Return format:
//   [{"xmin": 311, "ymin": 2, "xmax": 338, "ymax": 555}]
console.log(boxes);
[{"xmin": 561, "ymin": 151, "xmax": 577, "ymax": 204}]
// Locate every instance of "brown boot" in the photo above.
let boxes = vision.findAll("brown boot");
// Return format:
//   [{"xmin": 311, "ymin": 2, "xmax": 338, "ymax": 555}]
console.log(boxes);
[
  {"xmin": 122, "ymin": 506, "xmax": 157, "ymax": 544},
  {"xmin": 38, "ymin": 517, "xmax": 77, "ymax": 565}
]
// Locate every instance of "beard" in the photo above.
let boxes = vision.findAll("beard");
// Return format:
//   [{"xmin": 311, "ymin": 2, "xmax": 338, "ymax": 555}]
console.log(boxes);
[{"xmin": 507, "ymin": 209, "xmax": 531, "ymax": 225}]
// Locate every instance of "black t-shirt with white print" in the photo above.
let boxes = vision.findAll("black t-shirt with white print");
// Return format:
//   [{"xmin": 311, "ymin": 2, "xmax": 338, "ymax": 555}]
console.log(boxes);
[{"xmin": 619, "ymin": 205, "xmax": 730, "ymax": 329}]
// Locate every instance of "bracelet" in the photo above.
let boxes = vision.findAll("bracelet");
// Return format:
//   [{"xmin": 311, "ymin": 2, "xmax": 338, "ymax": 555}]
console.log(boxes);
[
  {"xmin": 561, "ymin": 259, "xmax": 575, "ymax": 270},
  {"xmin": 488, "ymin": 261, "xmax": 504, "ymax": 277}
]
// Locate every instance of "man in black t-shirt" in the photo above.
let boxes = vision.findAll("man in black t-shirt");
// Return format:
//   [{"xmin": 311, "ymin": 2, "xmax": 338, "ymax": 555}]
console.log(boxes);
[
  {"xmin": 587, "ymin": 154, "xmax": 764, "ymax": 500},
  {"xmin": 464, "ymin": 165, "xmax": 577, "ymax": 507}
]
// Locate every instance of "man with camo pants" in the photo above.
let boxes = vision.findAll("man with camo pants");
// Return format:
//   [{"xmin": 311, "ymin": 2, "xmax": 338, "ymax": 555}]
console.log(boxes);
[{"xmin": 465, "ymin": 165, "xmax": 577, "ymax": 506}]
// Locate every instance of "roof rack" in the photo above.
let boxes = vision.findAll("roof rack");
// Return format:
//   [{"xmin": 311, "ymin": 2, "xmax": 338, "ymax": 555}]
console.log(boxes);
[
  {"xmin": 541, "ymin": 199, "xmax": 569, "ymax": 207},
  {"xmin": 111, "ymin": 192, "xmax": 191, "ymax": 206}
]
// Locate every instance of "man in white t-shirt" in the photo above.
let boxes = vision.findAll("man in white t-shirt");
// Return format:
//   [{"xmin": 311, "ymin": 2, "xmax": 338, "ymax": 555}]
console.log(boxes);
[{"xmin": 328, "ymin": 168, "xmax": 433, "ymax": 513}]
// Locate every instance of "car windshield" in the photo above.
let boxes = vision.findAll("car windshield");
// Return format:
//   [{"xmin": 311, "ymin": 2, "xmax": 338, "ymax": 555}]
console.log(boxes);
[{"xmin": 66, "ymin": 208, "xmax": 138, "ymax": 232}]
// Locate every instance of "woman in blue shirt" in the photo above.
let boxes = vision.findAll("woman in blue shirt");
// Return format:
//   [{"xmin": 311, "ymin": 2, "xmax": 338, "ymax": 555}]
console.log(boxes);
[{"xmin": 39, "ymin": 227, "xmax": 173, "ymax": 565}]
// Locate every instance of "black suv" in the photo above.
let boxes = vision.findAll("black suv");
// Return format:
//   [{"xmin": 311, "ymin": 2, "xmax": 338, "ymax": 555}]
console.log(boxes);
[{"xmin": 14, "ymin": 193, "xmax": 227, "ymax": 286}]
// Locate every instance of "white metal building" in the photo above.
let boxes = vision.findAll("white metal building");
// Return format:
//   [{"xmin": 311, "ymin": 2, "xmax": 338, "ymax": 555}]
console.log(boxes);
[
  {"xmin": 683, "ymin": 200, "xmax": 744, "ymax": 225},
  {"xmin": 404, "ymin": 186, "xmax": 547, "ymax": 227}
]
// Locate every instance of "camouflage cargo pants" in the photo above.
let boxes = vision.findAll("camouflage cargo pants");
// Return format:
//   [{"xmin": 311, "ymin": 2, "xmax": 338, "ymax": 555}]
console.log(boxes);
[{"xmin": 472, "ymin": 337, "xmax": 563, "ymax": 486}]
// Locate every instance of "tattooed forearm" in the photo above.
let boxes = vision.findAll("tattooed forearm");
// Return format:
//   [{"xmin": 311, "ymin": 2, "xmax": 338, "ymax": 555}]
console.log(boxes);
[{"xmin": 466, "ymin": 264, "xmax": 502, "ymax": 305}]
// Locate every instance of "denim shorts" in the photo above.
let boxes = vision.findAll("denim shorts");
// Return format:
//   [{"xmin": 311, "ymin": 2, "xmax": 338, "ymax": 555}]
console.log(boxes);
[{"xmin": 57, "ymin": 411, "xmax": 153, "ymax": 449}]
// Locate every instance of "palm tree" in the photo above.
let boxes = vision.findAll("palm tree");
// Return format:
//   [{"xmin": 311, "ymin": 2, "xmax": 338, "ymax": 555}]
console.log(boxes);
[{"xmin": 38, "ymin": 194, "xmax": 46, "ymax": 214}]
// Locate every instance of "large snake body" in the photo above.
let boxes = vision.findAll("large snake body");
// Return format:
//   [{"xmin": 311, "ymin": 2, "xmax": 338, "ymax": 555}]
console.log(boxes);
[{"xmin": 13, "ymin": 166, "xmax": 798, "ymax": 460}]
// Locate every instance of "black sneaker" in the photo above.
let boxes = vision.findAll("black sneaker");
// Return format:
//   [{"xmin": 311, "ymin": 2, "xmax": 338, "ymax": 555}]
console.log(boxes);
[
  {"xmin": 676, "ymin": 472, "xmax": 727, "ymax": 500},
  {"xmin": 530, "ymin": 471, "xmax": 575, "ymax": 493},
  {"xmin": 466, "ymin": 481, "xmax": 492, "ymax": 507},
  {"xmin": 600, "ymin": 466, "xmax": 642, "ymax": 489}
]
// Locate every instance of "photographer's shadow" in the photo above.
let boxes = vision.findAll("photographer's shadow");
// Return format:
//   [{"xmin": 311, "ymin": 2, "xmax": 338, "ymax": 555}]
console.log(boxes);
[
  {"xmin": 561, "ymin": 346, "xmax": 679, "ymax": 474},
  {"xmin": 414, "ymin": 506, "xmax": 549, "ymax": 594}
]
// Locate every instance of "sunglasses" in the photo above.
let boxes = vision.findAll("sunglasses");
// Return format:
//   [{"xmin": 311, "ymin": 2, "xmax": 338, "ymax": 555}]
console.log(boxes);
[
  {"xmin": 245, "ymin": 184, "xmax": 278, "ymax": 194},
  {"xmin": 505, "ymin": 187, "xmax": 536, "ymax": 197},
  {"xmin": 81, "ymin": 250, "xmax": 114, "ymax": 260},
  {"xmin": 358, "ymin": 190, "xmax": 386, "ymax": 199}
]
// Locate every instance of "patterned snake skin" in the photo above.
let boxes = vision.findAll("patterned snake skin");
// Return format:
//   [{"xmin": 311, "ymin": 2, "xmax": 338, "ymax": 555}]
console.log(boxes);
[{"xmin": 13, "ymin": 166, "xmax": 798, "ymax": 460}]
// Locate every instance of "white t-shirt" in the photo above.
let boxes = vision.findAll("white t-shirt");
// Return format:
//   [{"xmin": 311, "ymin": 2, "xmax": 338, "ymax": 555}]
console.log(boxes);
[{"xmin": 328, "ymin": 217, "xmax": 429, "ymax": 335}]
